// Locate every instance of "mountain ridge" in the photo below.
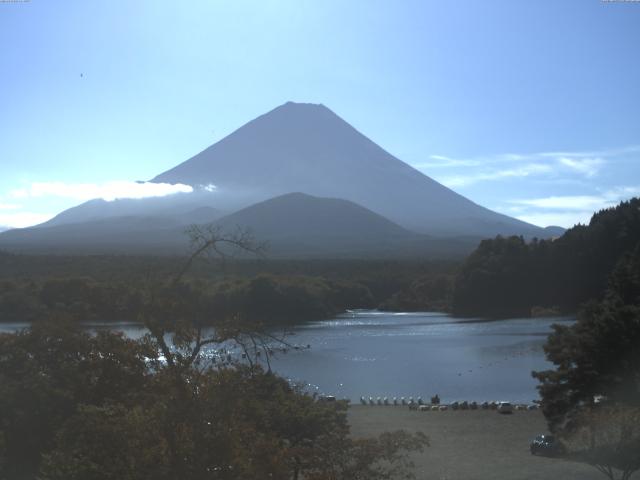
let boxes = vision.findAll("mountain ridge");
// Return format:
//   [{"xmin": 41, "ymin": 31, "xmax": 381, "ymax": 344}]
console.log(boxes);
[{"xmin": 0, "ymin": 193, "xmax": 479, "ymax": 258}]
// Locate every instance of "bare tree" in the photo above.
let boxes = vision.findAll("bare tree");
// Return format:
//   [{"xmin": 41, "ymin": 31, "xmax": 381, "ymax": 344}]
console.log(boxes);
[{"xmin": 139, "ymin": 224, "xmax": 288, "ymax": 375}]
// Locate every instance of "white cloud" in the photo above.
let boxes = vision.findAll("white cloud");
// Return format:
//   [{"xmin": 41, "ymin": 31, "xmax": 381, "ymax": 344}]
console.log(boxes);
[
  {"xmin": 557, "ymin": 157, "xmax": 603, "ymax": 178},
  {"xmin": 412, "ymin": 145, "xmax": 640, "ymax": 188},
  {"xmin": 537, "ymin": 145, "xmax": 640, "ymax": 159},
  {"xmin": 0, "ymin": 212, "xmax": 55, "ymax": 229},
  {"xmin": 413, "ymin": 155, "xmax": 481, "ymax": 169},
  {"xmin": 411, "ymin": 145, "xmax": 639, "ymax": 228},
  {"xmin": 439, "ymin": 163, "xmax": 552, "ymax": 187},
  {"xmin": 511, "ymin": 195, "xmax": 608, "ymax": 211},
  {"xmin": 506, "ymin": 186, "xmax": 640, "ymax": 228},
  {"xmin": 9, "ymin": 181, "xmax": 193, "ymax": 202},
  {"xmin": 510, "ymin": 187, "xmax": 640, "ymax": 211},
  {"xmin": 0, "ymin": 203, "xmax": 20, "ymax": 210},
  {"xmin": 0, "ymin": 180, "xmax": 200, "ymax": 229}
]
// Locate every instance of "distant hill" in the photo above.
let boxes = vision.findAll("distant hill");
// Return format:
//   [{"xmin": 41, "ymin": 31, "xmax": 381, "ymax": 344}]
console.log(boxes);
[
  {"xmin": 0, "ymin": 205, "xmax": 219, "ymax": 255},
  {"xmin": 452, "ymin": 198, "xmax": 640, "ymax": 317},
  {"xmin": 215, "ymin": 192, "xmax": 478, "ymax": 257},
  {"xmin": 0, "ymin": 216, "xmax": 188, "ymax": 255},
  {"xmin": 218, "ymin": 192, "xmax": 409, "ymax": 240},
  {"xmin": 0, "ymin": 193, "xmax": 479, "ymax": 258}
]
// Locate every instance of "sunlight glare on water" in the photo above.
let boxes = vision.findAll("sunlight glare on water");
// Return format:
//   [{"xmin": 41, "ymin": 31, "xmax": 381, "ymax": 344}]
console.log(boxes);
[{"xmin": 266, "ymin": 310, "xmax": 572, "ymax": 403}]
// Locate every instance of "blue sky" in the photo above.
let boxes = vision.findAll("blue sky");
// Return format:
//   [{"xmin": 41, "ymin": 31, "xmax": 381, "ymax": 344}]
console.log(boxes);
[{"xmin": 1, "ymin": 0, "xmax": 639, "ymax": 229}]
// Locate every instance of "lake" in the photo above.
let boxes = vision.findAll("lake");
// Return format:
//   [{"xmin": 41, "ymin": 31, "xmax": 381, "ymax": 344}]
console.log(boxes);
[{"xmin": 0, "ymin": 310, "xmax": 571, "ymax": 404}]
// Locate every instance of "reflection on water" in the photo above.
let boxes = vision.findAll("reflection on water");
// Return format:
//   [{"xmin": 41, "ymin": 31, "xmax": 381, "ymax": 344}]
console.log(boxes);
[
  {"xmin": 0, "ymin": 310, "xmax": 573, "ymax": 403},
  {"xmin": 266, "ymin": 310, "xmax": 572, "ymax": 403}
]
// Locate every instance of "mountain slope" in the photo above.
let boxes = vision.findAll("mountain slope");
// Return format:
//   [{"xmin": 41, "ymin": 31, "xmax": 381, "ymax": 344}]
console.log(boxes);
[
  {"xmin": 0, "ymin": 205, "xmax": 220, "ymax": 254},
  {"xmin": 40, "ymin": 191, "xmax": 220, "ymax": 228},
  {"xmin": 215, "ymin": 192, "xmax": 478, "ymax": 257},
  {"xmin": 0, "ymin": 193, "xmax": 479, "ymax": 257},
  {"xmin": 0, "ymin": 216, "xmax": 189, "ymax": 254},
  {"xmin": 217, "ymin": 192, "xmax": 410, "ymax": 239},
  {"xmin": 153, "ymin": 101, "xmax": 546, "ymax": 237}
]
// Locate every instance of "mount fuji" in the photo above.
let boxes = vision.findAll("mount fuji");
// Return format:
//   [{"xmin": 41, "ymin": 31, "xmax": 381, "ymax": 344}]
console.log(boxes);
[{"xmin": 0, "ymin": 102, "xmax": 559, "ymax": 256}]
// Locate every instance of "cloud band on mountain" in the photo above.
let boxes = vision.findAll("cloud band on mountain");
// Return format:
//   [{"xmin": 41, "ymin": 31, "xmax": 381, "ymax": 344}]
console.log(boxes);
[{"xmin": 10, "ymin": 181, "xmax": 193, "ymax": 202}]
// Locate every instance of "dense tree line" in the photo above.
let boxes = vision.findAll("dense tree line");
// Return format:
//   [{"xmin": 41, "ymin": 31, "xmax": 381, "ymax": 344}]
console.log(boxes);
[
  {"xmin": 452, "ymin": 198, "xmax": 640, "ymax": 317},
  {"xmin": 0, "ymin": 252, "xmax": 457, "ymax": 287},
  {"xmin": 532, "ymin": 246, "xmax": 640, "ymax": 479},
  {"xmin": 202, "ymin": 274, "xmax": 375, "ymax": 324},
  {"xmin": 379, "ymin": 273, "xmax": 454, "ymax": 312},
  {"xmin": 0, "ymin": 254, "xmax": 457, "ymax": 324},
  {"xmin": 0, "ymin": 275, "xmax": 375, "ymax": 325},
  {"xmin": 533, "ymin": 245, "xmax": 640, "ymax": 429}
]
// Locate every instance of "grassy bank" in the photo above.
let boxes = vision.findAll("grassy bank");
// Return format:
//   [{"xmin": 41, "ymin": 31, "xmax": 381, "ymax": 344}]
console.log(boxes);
[{"xmin": 348, "ymin": 406, "xmax": 605, "ymax": 480}]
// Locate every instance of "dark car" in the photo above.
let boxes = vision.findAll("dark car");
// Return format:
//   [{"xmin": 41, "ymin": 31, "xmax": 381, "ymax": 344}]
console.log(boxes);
[{"xmin": 530, "ymin": 434, "xmax": 564, "ymax": 456}]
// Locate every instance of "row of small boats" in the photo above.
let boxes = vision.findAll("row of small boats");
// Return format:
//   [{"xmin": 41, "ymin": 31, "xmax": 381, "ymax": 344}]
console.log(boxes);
[{"xmin": 358, "ymin": 396, "xmax": 539, "ymax": 411}]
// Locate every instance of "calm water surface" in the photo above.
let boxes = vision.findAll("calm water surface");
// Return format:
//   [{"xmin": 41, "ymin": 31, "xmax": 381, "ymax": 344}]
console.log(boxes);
[
  {"xmin": 267, "ymin": 311, "xmax": 570, "ymax": 403},
  {"xmin": 0, "ymin": 310, "xmax": 572, "ymax": 403}
]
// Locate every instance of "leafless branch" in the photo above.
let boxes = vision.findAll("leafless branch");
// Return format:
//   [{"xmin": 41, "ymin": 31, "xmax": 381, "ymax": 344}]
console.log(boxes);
[{"xmin": 173, "ymin": 224, "xmax": 267, "ymax": 285}]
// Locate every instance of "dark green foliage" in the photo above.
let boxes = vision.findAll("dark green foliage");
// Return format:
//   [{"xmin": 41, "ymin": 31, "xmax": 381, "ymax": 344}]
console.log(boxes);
[
  {"xmin": 379, "ymin": 273, "xmax": 454, "ymax": 312},
  {"xmin": 0, "ymin": 275, "xmax": 373, "ymax": 326},
  {"xmin": 0, "ymin": 277, "xmax": 143, "ymax": 323},
  {"xmin": 0, "ymin": 257, "xmax": 459, "ymax": 324},
  {"xmin": 208, "ymin": 274, "xmax": 375, "ymax": 324},
  {"xmin": 0, "ymin": 253, "xmax": 457, "ymax": 286},
  {"xmin": 532, "ymin": 246, "xmax": 640, "ymax": 479},
  {"xmin": 453, "ymin": 198, "xmax": 640, "ymax": 317},
  {"xmin": 0, "ymin": 321, "xmax": 150, "ymax": 479},
  {"xmin": 533, "ymin": 247, "xmax": 640, "ymax": 432},
  {"xmin": 40, "ymin": 404, "xmax": 170, "ymax": 480},
  {"xmin": 452, "ymin": 235, "xmax": 546, "ymax": 317},
  {"xmin": 0, "ymin": 284, "xmax": 44, "ymax": 322},
  {"xmin": 0, "ymin": 322, "xmax": 428, "ymax": 480}
]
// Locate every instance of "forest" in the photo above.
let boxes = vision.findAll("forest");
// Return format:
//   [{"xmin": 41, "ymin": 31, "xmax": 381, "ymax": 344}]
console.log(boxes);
[
  {"xmin": 0, "ymin": 254, "xmax": 456, "ymax": 325},
  {"xmin": 531, "ymin": 239, "xmax": 640, "ymax": 480},
  {"xmin": 452, "ymin": 198, "xmax": 640, "ymax": 318}
]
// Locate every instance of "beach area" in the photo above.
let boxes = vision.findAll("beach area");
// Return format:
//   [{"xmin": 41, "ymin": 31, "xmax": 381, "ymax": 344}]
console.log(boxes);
[{"xmin": 348, "ymin": 406, "xmax": 605, "ymax": 480}]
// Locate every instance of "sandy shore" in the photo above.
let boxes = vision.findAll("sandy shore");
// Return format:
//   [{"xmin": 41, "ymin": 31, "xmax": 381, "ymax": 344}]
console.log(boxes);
[{"xmin": 348, "ymin": 405, "xmax": 608, "ymax": 480}]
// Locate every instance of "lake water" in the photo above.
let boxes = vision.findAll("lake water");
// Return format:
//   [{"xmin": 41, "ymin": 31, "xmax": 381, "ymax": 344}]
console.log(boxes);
[{"xmin": 0, "ymin": 310, "xmax": 571, "ymax": 404}]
